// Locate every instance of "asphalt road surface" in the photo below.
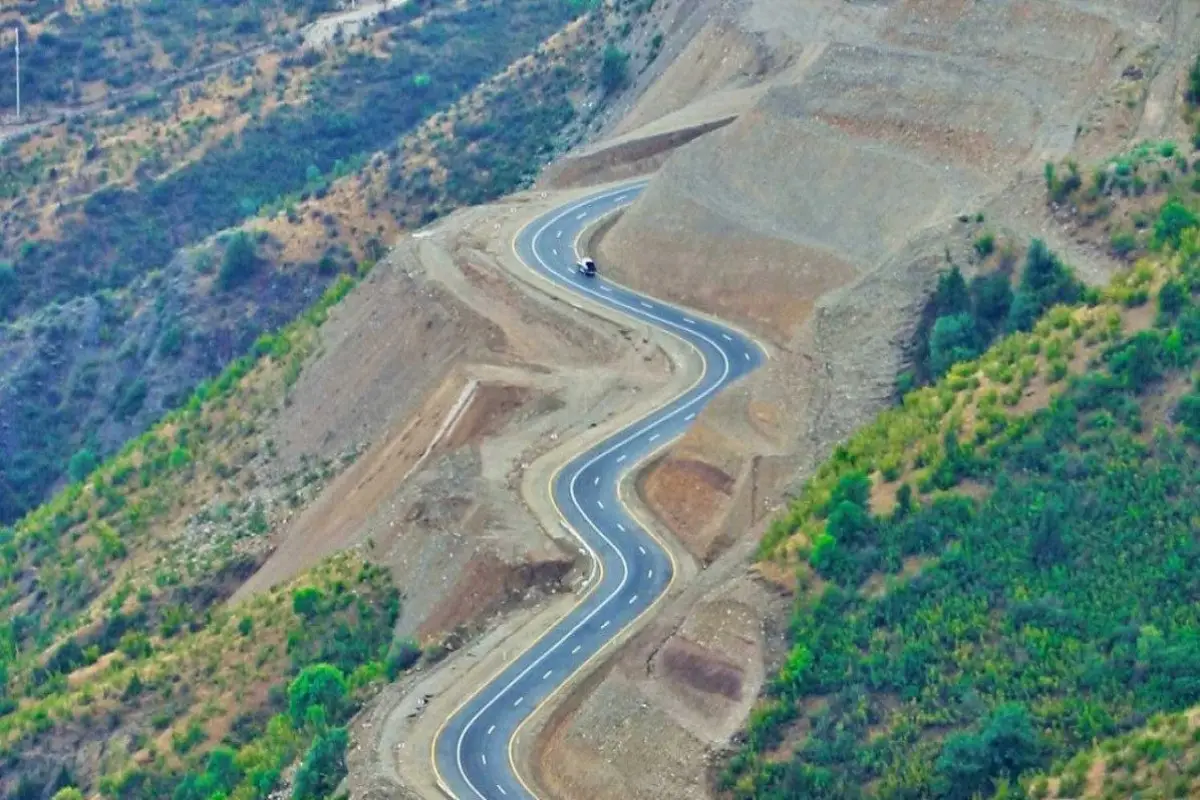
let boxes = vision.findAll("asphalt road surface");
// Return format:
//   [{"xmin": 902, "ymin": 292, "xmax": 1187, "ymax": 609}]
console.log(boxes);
[{"xmin": 432, "ymin": 183, "xmax": 764, "ymax": 799}]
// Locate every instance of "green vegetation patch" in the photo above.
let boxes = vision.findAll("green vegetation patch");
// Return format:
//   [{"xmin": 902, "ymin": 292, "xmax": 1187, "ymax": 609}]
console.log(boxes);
[{"xmin": 735, "ymin": 208, "xmax": 1200, "ymax": 799}]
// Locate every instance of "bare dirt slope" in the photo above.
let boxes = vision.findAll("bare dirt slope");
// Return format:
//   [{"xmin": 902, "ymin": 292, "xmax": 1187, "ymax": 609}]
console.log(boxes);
[
  {"xmin": 521, "ymin": 0, "xmax": 1200, "ymax": 797},
  {"xmin": 232, "ymin": 184, "xmax": 686, "ymax": 646}
]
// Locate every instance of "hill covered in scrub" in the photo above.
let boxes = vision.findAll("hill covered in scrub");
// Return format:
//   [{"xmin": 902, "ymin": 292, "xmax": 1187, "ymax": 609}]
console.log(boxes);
[
  {"xmin": 0, "ymin": 0, "xmax": 662, "ymax": 526},
  {"xmin": 721, "ymin": 170, "xmax": 1200, "ymax": 798}
]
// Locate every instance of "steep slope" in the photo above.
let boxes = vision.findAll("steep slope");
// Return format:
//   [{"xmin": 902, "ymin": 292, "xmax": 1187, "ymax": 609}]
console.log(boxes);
[
  {"xmin": 0, "ymin": 0, "xmax": 650, "ymax": 525},
  {"xmin": 517, "ymin": 0, "xmax": 1200, "ymax": 797}
]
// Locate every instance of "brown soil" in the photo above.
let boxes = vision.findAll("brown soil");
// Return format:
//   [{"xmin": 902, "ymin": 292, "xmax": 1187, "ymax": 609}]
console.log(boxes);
[{"xmin": 507, "ymin": 0, "xmax": 1200, "ymax": 794}]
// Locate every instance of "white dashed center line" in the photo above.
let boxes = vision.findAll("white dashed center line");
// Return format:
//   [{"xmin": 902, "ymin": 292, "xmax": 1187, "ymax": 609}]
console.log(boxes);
[
  {"xmin": 576, "ymin": 211, "xmax": 587, "ymax": 220},
  {"xmin": 721, "ymin": 333, "xmax": 733, "ymax": 341},
  {"xmin": 648, "ymin": 433, "xmax": 660, "ymax": 442},
  {"xmin": 600, "ymin": 285, "xmax": 613, "ymax": 293},
  {"xmin": 683, "ymin": 317, "xmax": 695, "ymax": 324},
  {"xmin": 497, "ymin": 785, "xmax": 508, "ymax": 796},
  {"xmin": 543, "ymin": 670, "xmax": 553, "ymax": 680},
  {"xmin": 640, "ymin": 301, "xmax": 653, "ymax": 309},
  {"xmin": 685, "ymin": 413, "xmax": 696, "ymax": 421},
  {"xmin": 487, "ymin": 725, "xmax": 496, "ymax": 735},
  {"xmin": 617, "ymin": 523, "xmax": 626, "ymax": 532},
  {"xmin": 556, "ymin": 230, "xmax": 563, "ymax": 239},
  {"xmin": 628, "ymin": 595, "xmax": 638, "ymax": 605},
  {"xmin": 600, "ymin": 620, "xmax": 611, "ymax": 630},
  {"xmin": 596, "ymin": 500, "xmax": 605, "ymax": 510},
  {"xmin": 513, "ymin": 696, "xmax": 524, "ymax": 707},
  {"xmin": 647, "ymin": 569, "xmax": 653, "ymax": 579},
  {"xmin": 571, "ymin": 644, "xmax": 581, "ymax": 655},
  {"xmin": 593, "ymin": 475, "xmax": 600, "ymax": 486},
  {"xmin": 552, "ymin": 248, "xmax": 558, "ymax": 256},
  {"xmin": 482, "ymin": 755, "xmax": 487, "ymax": 766},
  {"xmin": 638, "ymin": 545, "xmax": 646, "ymax": 555},
  {"xmin": 744, "ymin": 352, "xmax": 751, "ymax": 361},
  {"xmin": 616, "ymin": 454, "xmax": 627, "ymax": 463}
]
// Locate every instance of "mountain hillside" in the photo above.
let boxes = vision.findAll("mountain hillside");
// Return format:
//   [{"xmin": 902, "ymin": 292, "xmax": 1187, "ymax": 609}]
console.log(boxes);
[
  {"xmin": 722, "ymin": 188, "xmax": 1200, "ymax": 799},
  {"xmin": 0, "ymin": 1, "xmax": 672, "ymax": 797},
  {"xmin": 0, "ymin": 0, "xmax": 658, "ymax": 525}
]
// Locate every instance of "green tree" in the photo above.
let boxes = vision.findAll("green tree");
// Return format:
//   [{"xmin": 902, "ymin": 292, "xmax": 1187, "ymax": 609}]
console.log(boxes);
[
  {"xmin": 969, "ymin": 272, "xmax": 1013, "ymax": 334},
  {"xmin": 0, "ymin": 261, "xmax": 18, "ymax": 317},
  {"xmin": 600, "ymin": 45, "xmax": 629, "ymax": 94},
  {"xmin": 929, "ymin": 312, "xmax": 981, "ymax": 377},
  {"xmin": 1159, "ymin": 278, "xmax": 1189, "ymax": 317},
  {"xmin": 288, "ymin": 663, "xmax": 348, "ymax": 726},
  {"xmin": 932, "ymin": 266, "xmax": 971, "ymax": 317},
  {"xmin": 1154, "ymin": 200, "xmax": 1199, "ymax": 249},
  {"xmin": 218, "ymin": 231, "xmax": 259, "ymax": 290},
  {"xmin": 68, "ymin": 448, "xmax": 98, "ymax": 483},
  {"xmin": 935, "ymin": 704, "xmax": 1043, "ymax": 799},
  {"xmin": 292, "ymin": 586, "xmax": 324, "ymax": 619},
  {"xmin": 292, "ymin": 726, "xmax": 349, "ymax": 800},
  {"xmin": 52, "ymin": 789, "xmax": 84, "ymax": 800},
  {"xmin": 1007, "ymin": 240, "xmax": 1081, "ymax": 332},
  {"xmin": 1188, "ymin": 53, "xmax": 1200, "ymax": 106}
]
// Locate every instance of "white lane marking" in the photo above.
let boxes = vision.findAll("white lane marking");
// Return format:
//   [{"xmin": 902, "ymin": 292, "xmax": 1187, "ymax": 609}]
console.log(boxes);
[
  {"xmin": 556, "ymin": 230, "xmax": 563, "ymax": 239},
  {"xmin": 600, "ymin": 620, "xmax": 611, "ymax": 630},
  {"xmin": 597, "ymin": 500, "xmax": 605, "ymax": 510},
  {"xmin": 482, "ymin": 755, "xmax": 487, "ymax": 766},
  {"xmin": 576, "ymin": 211, "xmax": 587, "ymax": 220},
  {"xmin": 647, "ymin": 570, "xmax": 653, "ymax": 579},
  {"xmin": 683, "ymin": 317, "xmax": 695, "ymax": 324},
  {"xmin": 571, "ymin": 644, "xmax": 581, "ymax": 655},
  {"xmin": 616, "ymin": 454, "xmax": 627, "ymax": 463},
  {"xmin": 600, "ymin": 285, "xmax": 613, "ymax": 293},
  {"xmin": 497, "ymin": 786, "xmax": 508, "ymax": 797},
  {"xmin": 452, "ymin": 184, "xmax": 742, "ymax": 800},
  {"xmin": 542, "ymin": 670, "xmax": 553, "ymax": 680},
  {"xmin": 593, "ymin": 475, "xmax": 600, "ymax": 486},
  {"xmin": 615, "ymin": 194, "xmax": 627, "ymax": 201},
  {"xmin": 648, "ymin": 433, "xmax": 660, "ymax": 442},
  {"xmin": 640, "ymin": 301, "xmax": 653, "ymax": 309},
  {"xmin": 487, "ymin": 725, "xmax": 496, "ymax": 735},
  {"xmin": 685, "ymin": 413, "xmax": 696, "ymax": 421},
  {"xmin": 513, "ymin": 696, "xmax": 524, "ymax": 707},
  {"xmin": 628, "ymin": 595, "xmax": 638, "ymax": 605},
  {"xmin": 617, "ymin": 523, "xmax": 626, "ymax": 532},
  {"xmin": 638, "ymin": 545, "xmax": 646, "ymax": 555},
  {"xmin": 722, "ymin": 333, "xmax": 733, "ymax": 341},
  {"xmin": 744, "ymin": 352, "xmax": 751, "ymax": 361}
]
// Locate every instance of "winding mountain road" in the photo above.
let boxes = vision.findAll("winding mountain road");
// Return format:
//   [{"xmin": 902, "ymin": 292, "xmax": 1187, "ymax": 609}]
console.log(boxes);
[{"xmin": 431, "ymin": 183, "xmax": 764, "ymax": 799}]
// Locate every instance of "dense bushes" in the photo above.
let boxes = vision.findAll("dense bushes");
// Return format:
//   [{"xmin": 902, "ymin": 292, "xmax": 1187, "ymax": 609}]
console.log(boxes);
[
  {"xmin": 907, "ymin": 240, "xmax": 1084, "ymax": 388},
  {"xmin": 731, "ymin": 212, "xmax": 1200, "ymax": 798}
]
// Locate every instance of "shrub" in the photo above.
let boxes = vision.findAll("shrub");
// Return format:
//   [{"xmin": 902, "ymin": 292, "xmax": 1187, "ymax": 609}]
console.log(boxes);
[
  {"xmin": 974, "ymin": 232, "xmax": 996, "ymax": 258},
  {"xmin": 218, "ymin": 231, "xmax": 260, "ymax": 290},
  {"xmin": 1110, "ymin": 228, "xmax": 1138, "ymax": 258},
  {"xmin": 386, "ymin": 638, "xmax": 422, "ymax": 679},
  {"xmin": 292, "ymin": 587, "xmax": 324, "ymax": 619},
  {"xmin": 1154, "ymin": 200, "xmax": 1199, "ymax": 249}
]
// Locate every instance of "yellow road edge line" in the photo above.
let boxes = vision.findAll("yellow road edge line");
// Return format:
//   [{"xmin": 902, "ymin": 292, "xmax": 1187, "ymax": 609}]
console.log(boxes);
[{"xmin": 429, "ymin": 180, "xmax": 751, "ymax": 799}]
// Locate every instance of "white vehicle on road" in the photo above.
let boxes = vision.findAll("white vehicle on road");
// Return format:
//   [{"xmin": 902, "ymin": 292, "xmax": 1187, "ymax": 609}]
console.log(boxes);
[{"xmin": 576, "ymin": 257, "xmax": 597, "ymax": 277}]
